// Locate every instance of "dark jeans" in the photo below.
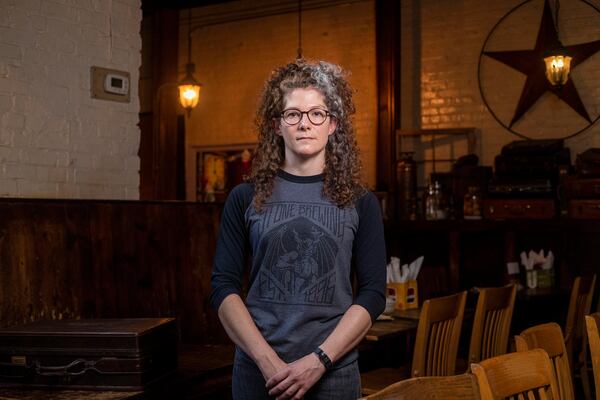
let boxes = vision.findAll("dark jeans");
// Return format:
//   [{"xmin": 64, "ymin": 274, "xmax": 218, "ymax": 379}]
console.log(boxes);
[{"xmin": 232, "ymin": 353, "xmax": 361, "ymax": 400}]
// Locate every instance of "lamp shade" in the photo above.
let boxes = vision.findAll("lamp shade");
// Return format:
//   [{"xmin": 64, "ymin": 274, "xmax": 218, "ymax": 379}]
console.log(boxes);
[
  {"xmin": 544, "ymin": 51, "xmax": 572, "ymax": 86},
  {"xmin": 178, "ymin": 83, "xmax": 201, "ymax": 109},
  {"xmin": 178, "ymin": 62, "xmax": 201, "ymax": 111}
]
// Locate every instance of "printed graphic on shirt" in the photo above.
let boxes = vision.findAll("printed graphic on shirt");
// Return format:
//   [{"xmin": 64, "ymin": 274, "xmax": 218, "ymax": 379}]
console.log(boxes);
[
  {"xmin": 257, "ymin": 215, "xmax": 339, "ymax": 305},
  {"xmin": 253, "ymin": 202, "xmax": 346, "ymax": 240}
]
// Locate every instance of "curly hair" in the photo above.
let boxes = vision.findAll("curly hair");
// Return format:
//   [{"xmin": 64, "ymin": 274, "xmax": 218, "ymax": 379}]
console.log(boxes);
[{"xmin": 249, "ymin": 59, "xmax": 365, "ymax": 211}]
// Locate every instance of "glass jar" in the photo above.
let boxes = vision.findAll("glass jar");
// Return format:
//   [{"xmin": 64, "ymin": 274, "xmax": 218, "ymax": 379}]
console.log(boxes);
[{"xmin": 463, "ymin": 186, "xmax": 482, "ymax": 220}]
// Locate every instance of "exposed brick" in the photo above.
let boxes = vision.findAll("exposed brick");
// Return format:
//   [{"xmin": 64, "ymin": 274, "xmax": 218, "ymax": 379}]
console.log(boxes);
[
  {"xmin": 4, "ymin": 163, "xmax": 37, "ymax": 179},
  {"xmin": 0, "ymin": 178, "xmax": 18, "ymax": 195},
  {"xmin": 41, "ymin": 2, "xmax": 78, "ymax": 22},
  {"xmin": 17, "ymin": 180, "xmax": 58, "ymax": 197},
  {"xmin": 0, "ymin": 43, "xmax": 21, "ymax": 60}
]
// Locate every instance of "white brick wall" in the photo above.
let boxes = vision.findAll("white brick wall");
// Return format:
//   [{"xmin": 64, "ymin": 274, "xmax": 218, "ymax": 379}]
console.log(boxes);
[
  {"xmin": 0, "ymin": 0, "xmax": 141, "ymax": 199},
  {"xmin": 413, "ymin": 0, "xmax": 600, "ymax": 167},
  {"xmin": 182, "ymin": 0, "xmax": 377, "ymax": 198}
]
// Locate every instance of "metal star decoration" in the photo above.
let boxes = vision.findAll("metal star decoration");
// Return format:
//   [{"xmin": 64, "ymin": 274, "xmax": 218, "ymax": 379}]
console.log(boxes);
[{"xmin": 484, "ymin": 0, "xmax": 600, "ymax": 127}]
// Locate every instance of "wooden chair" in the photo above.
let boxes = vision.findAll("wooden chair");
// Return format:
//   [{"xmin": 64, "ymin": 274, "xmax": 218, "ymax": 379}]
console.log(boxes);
[
  {"xmin": 585, "ymin": 312, "xmax": 600, "ymax": 400},
  {"xmin": 360, "ymin": 373, "xmax": 480, "ymax": 400},
  {"xmin": 361, "ymin": 291, "xmax": 467, "ymax": 395},
  {"xmin": 471, "ymin": 348, "xmax": 560, "ymax": 400},
  {"xmin": 515, "ymin": 322, "xmax": 574, "ymax": 400},
  {"xmin": 465, "ymin": 284, "xmax": 516, "ymax": 369},
  {"xmin": 564, "ymin": 274, "xmax": 596, "ymax": 399}
]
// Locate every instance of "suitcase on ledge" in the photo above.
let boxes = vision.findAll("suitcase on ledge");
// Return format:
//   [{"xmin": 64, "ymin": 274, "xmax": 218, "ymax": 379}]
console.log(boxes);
[
  {"xmin": 0, "ymin": 318, "xmax": 177, "ymax": 391},
  {"xmin": 569, "ymin": 200, "xmax": 600, "ymax": 219},
  {"xmin": 483, "ymin": 199, "xmax": 556, "ymax": 220},
  {"xmin": 563, "ymin": 176, "xmax": 600, "ymax": 199}
]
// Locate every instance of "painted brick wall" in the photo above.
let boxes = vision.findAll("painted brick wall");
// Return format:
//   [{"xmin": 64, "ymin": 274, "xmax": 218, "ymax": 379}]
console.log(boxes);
[
  {"xmin": 414, "ymin": 0, "xmax": 600, "ymax": 167},
  {"xmin": 0, "ymin": 0, "xmax": 141, "ymax": 199},
  {"xmin": 182, "ymin": 0, "xmax": 376, "ymax": 198}
]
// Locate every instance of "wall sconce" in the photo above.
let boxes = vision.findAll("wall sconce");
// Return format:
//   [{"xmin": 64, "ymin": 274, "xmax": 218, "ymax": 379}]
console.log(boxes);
[
  {"xmin": 543, "ymin": 0, "xmax": 571, "ymax": 87},
  {"xmin": 178, "ymin": 7, "xmax": 201, "ymax": 116},
  {"xmin": 543, "ymin": 48, "xmax": 572, "ymax": 87}
]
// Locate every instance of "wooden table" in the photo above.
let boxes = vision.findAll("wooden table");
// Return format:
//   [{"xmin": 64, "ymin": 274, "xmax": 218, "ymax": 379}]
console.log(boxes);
[
  {"xmin": 390, "ymin": 308, "xmax": 421, "ymax": 321},
  {"xmin": 365, "ymin": 318, "xmax": 418, "ymax": 342}
]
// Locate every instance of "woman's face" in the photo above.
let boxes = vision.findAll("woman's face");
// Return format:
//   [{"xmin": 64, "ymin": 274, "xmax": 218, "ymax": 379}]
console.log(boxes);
[{"xmin": 277, "ymin": 87, "xmax": 337, "ymax": 171}]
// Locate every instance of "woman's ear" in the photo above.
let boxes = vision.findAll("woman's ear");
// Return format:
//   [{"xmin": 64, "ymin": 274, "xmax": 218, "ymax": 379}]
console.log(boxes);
[
  {"xmin": 328, "ymin": 118, "xmax": 337, "ymax": 136},
  {"xmin": 272, "ymin": 119, "xmax": 281, "ymax": 135}
]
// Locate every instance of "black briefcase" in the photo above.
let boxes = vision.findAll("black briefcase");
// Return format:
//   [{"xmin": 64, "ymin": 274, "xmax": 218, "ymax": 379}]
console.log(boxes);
[{"xmin": 0, "ymin": 318, "xmax": 177, "ymax": 391}]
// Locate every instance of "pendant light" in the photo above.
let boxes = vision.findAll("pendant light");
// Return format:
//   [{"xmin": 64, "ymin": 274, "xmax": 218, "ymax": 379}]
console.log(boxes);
[
  {"xmin": 297, "ymin": 0, "xmax": 303, "ymax": 59},
  {"xmin": 543, "ymin": 0, "xmax": 572, "ymax": 87},
  {"xmin": 178, "ymin": 7, "xmax": 201, "ymax": 115}
]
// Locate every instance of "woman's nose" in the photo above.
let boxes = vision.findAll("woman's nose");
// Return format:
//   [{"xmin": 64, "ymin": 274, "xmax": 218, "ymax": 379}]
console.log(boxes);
[{"xmin": 298, "ymin": 114, "xmax": 311, "ymax": 129}]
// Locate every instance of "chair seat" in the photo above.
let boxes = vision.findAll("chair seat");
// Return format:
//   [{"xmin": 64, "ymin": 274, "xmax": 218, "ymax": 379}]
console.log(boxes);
[
  {"xmin": 359, "ymin": 373, "xmax": 480, "ymax": 400},
  {"xmin": 360, "ymin": 366, "xmax": 410, "ymax": 395}
]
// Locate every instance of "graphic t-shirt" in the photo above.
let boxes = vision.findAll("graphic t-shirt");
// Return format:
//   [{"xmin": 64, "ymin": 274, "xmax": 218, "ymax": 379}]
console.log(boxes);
[{"xmin": 210, "ymin": 170, "xmax": 386, "ymax": 368}]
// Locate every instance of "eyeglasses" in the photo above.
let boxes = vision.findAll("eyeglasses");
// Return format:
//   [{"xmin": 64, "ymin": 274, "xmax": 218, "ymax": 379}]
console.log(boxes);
[{"xmin": 280, "ymin": 108, "xmax": 332, "ymax": 126}]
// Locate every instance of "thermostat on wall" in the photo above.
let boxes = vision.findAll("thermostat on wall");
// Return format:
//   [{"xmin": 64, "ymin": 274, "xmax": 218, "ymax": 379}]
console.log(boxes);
[
  {"xmin": 91, "ymin": 66, "xmax": 131, "ymax": 103},
  {"xmin": 104, "ymin": 73, "xmax": 129, "ymax": 95}
]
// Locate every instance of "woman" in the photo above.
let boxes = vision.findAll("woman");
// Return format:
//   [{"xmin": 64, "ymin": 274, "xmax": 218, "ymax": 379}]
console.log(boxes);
[{"xmin": 210, "ymin": 60, "xmax": 386, "ymax": 400}]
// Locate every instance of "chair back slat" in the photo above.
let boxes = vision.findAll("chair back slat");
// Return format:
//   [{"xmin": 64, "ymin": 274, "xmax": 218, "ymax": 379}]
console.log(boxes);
[
  {"xmin": 412, "ymin": 291, "xmax": 466, "ymax": 377},
  {"xmin": 516, "ymin": 322, "xmax": 575, "ymax": 400},
  {"xmin": 468, "ymin": 285, "xmax": 517, "ymax": 364},
  {"xmin": 565, "ymin": 275, "xmax": 596, "ymax": 366},
  {"xmin": 585, "ymin": 312, "xmax": 600, "ymax": 400},
  {"xmin": 471, "ymin": 349, "xmax": 560, "ymax": 400}
]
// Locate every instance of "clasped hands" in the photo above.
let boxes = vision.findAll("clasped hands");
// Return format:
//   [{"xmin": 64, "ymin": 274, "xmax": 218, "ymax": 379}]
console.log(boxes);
[{"xmin": 265, "ymin": 352, "xmax": 326, "ymax": 400}]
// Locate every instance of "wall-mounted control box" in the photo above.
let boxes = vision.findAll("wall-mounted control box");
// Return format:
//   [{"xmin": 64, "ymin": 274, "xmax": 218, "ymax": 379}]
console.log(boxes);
[{"xmin": 91, "ymin": 66, "xmax": 131, "ymax": 103}]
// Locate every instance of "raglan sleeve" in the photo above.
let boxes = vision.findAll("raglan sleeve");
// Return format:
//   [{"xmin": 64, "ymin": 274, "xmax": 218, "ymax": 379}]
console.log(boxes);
[
  {"xmin": 209, "ymin": 184, "xmax": 253, "ymax": 310},
  {"xmin": 352, "ymin": 191, "xmax": 387, "ymax": 322}
]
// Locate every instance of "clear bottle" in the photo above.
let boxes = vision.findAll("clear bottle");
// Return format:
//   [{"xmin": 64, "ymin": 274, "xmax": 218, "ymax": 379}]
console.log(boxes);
[
  {"xmin": 396, "ymin": 152, "xmax": 417, "ymax": 220},
  {"xmin": 424, "ymin": 181, "xmax": 447, "ymax": 220},
  {"xmin": 463, "ymin": 186, "xmax": 482, "ymax": 220}
]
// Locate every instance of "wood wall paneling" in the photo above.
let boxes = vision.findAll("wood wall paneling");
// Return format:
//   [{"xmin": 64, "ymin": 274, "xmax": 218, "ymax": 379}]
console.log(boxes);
[{"xmin": 0, "ymin": 200, "xmax": 227, "ymax": 344}]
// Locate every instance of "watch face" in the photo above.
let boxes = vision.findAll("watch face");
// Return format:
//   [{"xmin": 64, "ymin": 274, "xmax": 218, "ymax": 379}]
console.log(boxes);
[{"xmin": 315, "ymin": 348, "xmax": 332, "ymax": 369}]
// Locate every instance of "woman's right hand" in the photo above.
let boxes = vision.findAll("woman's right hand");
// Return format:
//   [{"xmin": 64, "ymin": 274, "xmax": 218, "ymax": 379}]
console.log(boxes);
[{"xmin": 258, "ymin": 352, "xmax": 288, "ymax": 381}]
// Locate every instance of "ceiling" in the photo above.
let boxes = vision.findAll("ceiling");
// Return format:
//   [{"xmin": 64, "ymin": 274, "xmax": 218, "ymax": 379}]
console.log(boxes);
[{"xmin": 141, "ymin": 0, "xmax": 235, "ymax": 12}]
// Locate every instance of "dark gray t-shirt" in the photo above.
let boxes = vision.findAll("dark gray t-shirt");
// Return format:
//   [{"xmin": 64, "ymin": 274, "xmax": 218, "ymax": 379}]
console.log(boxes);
[{"xmin": 211, "ymin": 170, "xmax": 386, "ymax": 368}]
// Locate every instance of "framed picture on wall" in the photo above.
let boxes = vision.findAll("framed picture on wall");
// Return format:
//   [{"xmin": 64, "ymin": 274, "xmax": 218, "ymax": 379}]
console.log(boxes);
[{"xmin": 192, "ymin": 143, "xmax": 257, "ymax": 202}]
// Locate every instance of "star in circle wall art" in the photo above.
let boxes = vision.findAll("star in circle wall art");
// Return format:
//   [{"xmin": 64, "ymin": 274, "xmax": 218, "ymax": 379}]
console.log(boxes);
[{"xmin": 478, "ymin": 0, "xmax": 600, "ymax": 139}]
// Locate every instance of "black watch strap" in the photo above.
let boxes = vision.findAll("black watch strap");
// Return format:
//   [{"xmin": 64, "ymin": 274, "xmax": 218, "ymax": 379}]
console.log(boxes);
[{"xmin": 314, "ymin": 347, "xmax": 333, "ymax": 370}]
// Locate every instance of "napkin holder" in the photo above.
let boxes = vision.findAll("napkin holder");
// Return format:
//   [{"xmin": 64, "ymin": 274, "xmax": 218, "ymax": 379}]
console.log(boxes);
[{"xmin": 387, "ymin": 280, "xmax": 419, "ymax": 310}]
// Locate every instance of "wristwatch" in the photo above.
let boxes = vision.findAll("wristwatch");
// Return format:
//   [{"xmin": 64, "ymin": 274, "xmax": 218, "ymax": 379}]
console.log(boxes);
[{"xmin": 314, "ymin": 347, "xmax": 333, "ymax": 370}]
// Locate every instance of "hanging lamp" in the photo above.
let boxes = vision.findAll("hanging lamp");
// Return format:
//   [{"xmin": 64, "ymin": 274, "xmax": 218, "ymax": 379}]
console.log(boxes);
[
  {"xmin": 297, "ymin": 0, "xmax": 303, "ymax": 59},
  {"xmin": 178, "ymin": 7, "xmax": 201, "ymax": 115}
]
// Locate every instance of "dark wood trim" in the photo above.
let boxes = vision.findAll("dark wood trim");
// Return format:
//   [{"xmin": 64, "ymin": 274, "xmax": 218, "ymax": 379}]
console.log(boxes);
[
  {"xmin": 139, "ymin": 8, "xmax": 182, "ymax": 200},
  {"xmin": 375, "ymin": 0, "xmax": 401, "ymax": 195}
]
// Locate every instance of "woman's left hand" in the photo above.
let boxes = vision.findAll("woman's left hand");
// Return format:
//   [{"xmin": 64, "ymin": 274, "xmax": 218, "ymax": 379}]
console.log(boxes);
[{"xmin": 265, "ymin": 352, "xmax": 326, "ymax": 400}]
